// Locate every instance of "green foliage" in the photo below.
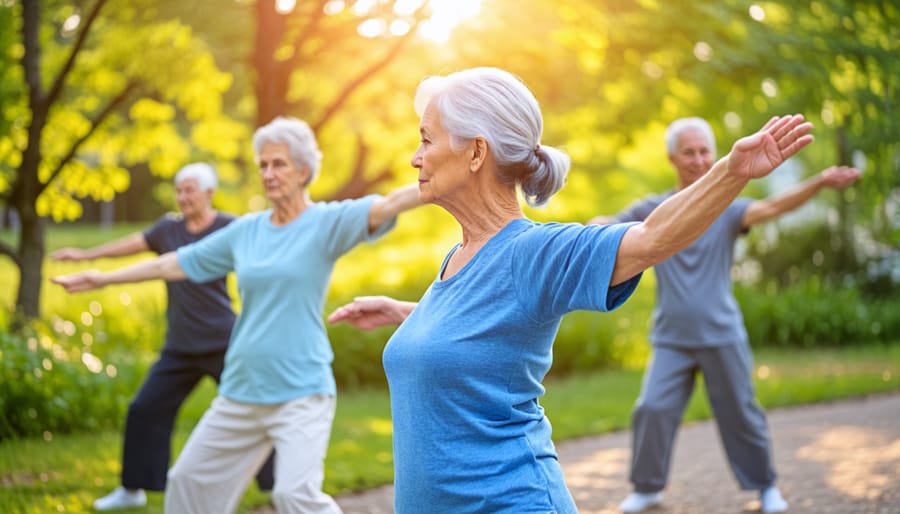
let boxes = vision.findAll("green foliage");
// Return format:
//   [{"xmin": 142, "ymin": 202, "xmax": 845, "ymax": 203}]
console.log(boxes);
[
  {"xmin": 0, "ymin": 1, "xmax": 243, "ymax": 219},
  {"xmin": 0, "ymin": 326, "xmax": 144, "ymax": 440},
  {"xmin": 737, "ymin": 275, "xmax": 900, "ymax": 348},
  {"xmin": 550, "ymin": 279, "xmax": 656, "ymax": 377},
  {"xmin": 741, "ymin": 219, "xmax": 855, "ymax": 287}
]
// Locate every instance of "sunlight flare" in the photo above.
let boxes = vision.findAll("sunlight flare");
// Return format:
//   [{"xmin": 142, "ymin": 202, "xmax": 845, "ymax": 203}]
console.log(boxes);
[{"xmin": 420, "ymin": 0, "xmax": 481, "ymax": 42}]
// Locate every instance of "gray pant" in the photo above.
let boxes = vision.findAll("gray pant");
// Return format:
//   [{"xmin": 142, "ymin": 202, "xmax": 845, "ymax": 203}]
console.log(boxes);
[{"xmin": 629, "ymin": 342, "xmax": 777, "ymax": 493}]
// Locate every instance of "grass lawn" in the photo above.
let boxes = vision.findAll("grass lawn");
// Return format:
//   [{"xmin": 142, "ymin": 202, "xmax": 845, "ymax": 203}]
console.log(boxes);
[{"xmin": 1, "ymin": 343, "xmax": 898, "ymax": 513}]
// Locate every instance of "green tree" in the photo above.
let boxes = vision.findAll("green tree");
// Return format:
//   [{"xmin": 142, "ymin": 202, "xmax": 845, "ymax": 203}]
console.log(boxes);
[
  {"xmin": 533, "ymin": 0, "xmax": 898, "ymax": 263},
  {"xmin": 0, "ymin": 0, "xmax": 241, "ymax": 321}
]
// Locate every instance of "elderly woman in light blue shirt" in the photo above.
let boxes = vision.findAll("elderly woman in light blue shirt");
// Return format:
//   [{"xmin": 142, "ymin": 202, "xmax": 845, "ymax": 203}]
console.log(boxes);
[
  {"xmin": 53, "ymin": 116, "xmax": 421, "ymax": 514},
  {"xmin": 328, "ymin": 67, "xmax": 814, "ymax": 513}
]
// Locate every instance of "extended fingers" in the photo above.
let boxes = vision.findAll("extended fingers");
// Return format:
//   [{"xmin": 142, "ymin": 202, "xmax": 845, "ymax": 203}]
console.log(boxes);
[
  {"xmin": 50, "ymin": 275, "xmax": 79, "ymax": 293},
  {"xmin": 779, "ymin": 132, "xmax": 815, "ymax": 160},
  {"xmin": 50, "ymin": 275, "xmax": 72, "ymax": 286},
  {"xmin": 769, "ymin": 115, "xmax": 813, "ymax": 158},
  {"xmin": 758, "ymin": 115, "xmax": 781, "ymax": 132},
  {"xmin": 766, "ymin": 114, "xmax": 802, "ymax": 140},
  {"xmin": 327, "ymin": 305, "xmax": 355, "ymax": 323},
  {"xmin": 826, "ymin": 166, "xmax": 862, "ymax": 187}
]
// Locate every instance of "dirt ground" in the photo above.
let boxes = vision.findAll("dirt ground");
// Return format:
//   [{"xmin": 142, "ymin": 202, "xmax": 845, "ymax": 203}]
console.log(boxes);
[{"xmin": 259, "ymin": 392, "xmax": 900, "ymax": 514}]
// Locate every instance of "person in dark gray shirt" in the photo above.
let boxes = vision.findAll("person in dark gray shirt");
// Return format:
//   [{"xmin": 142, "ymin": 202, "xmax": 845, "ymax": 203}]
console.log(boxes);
[
  {"xmin": 589, "ymin": 117, "xmax": 860, "ymax": 514},
  {"xmin": 51, "ymin": 163, "xmax": 274, "ymax": 510}
]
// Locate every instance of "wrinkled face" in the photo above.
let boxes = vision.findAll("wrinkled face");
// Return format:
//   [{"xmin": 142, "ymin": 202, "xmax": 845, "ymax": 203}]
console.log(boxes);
[
  {"xmin": 669, "ymin": 128, "xmax": 715, "ymax": 189},
  {"xmin": 175, "ymin": 177, "xmax": 212, "ymax": 218},
  {"xmin": 410, "ymin": 101, "xmax": 471, "ymax": 206},
  {"xmin": 258, "ymin": 142, "xmax": 308, "ymax": 204}
]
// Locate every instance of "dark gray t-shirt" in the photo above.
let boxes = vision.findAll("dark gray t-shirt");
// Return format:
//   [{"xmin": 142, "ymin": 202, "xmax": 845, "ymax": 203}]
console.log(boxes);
[
  {"xmin": 614, "ymin": 192, "xmax": 752, "ymax": 348},
  {"xmin": 143, "ymin": 212, "xmax": 236, "ymax": 354}
]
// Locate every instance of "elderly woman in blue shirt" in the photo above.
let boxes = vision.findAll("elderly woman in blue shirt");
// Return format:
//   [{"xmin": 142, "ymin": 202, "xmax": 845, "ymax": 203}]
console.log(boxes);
[
  {"xmin": 327, "ymin": 67, "xmax": 814, "ymax": 514},
  {"xmin": 53, "ymin": 116, "xmax": 421, "ymax": 514}
]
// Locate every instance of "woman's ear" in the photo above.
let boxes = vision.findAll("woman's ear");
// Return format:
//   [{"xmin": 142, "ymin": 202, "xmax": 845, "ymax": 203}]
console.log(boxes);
[
  {"xmin": 299, "ymin": 166, "xmax": 312, "ymax": 186},
  {"xmin": 470, "ymin": 137, "xmax": 488, "ymax": 172}
]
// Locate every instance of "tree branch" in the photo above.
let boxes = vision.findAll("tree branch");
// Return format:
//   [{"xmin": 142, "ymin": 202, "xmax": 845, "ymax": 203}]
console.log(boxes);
[
  {"xmin": 284, "ymin": 0, "xmax": 330, "ymax": 71},
  {"xmin": 311, "ymin": 3, "xmax": 430, "ymax": 133},
  {"xmin": 37, "ymin": 81, "xmax": 139, "ymax": 196},
  {"xmin": 45, "ymin": 0, "xmax": 109, "ymax": 107},
  {"xmin": 312, "ymin": 32, "xmax": 415, "ymax": 133},
  {"xmin": 329, "ymin": 133, "xmax": 395, "ymax": 200}
]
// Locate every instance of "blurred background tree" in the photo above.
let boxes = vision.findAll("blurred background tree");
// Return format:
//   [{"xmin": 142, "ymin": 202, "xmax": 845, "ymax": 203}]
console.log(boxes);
[
  {"xmin": 1, "ymin": 0, "xmax": 897, "ymax": 338},
  {"xmin": 0, "ymin": 0, "xmax": 241, "ymax": 320}
]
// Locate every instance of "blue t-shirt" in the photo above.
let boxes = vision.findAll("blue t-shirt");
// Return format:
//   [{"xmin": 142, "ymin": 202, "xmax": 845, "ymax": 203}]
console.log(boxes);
[
  {"xmin": 143, "ymin": 212, "xmax": 236, "ymax": 354},
  {"xmin": 382, "ymin": 218, "xmax": 640, "ymax": 514},
  {"xmin": 614, "ymin": 192, "xmax": 752, "ymax": 347},
  {"xmin": 177, "ymin": 196, "xmax": 394, "ymax": 403}
]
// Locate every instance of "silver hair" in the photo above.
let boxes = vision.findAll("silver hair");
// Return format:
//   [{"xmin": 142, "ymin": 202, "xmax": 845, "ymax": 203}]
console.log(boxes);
[
  {"xmin": 665, "ymin": 117, "xmax": 717, "ymax": 157},
  {"xmin": 175, "ymin": 162, "xmax": 218, "ymax": 191},
  {"xmin": 414, "ymin": 67, "xmax": 570, "ymax": 207},
  {"xmin": 252, "ymin": 116, "xmax": 323, "ymax": 185}
]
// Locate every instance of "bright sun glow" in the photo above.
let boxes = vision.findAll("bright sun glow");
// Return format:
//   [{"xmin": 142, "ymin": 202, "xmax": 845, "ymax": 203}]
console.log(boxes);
[
  {"xmin": 420, "ymin": 0, "xmax": 482, "ymax": 43},
  {"xmin": 275, "ymin": 0, "xmax": 297, "ymax": 14},
  {"xmin": 348, "ymin": 0, "xmax": 481, "ymax": 42}
]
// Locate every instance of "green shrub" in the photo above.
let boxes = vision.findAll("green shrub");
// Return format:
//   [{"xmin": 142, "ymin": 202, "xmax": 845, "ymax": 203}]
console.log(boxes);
[
  {"xmin": 737, "ymin": 275, "xmax": 900, "ymax": 348},
  {"xmin": 0, "ymin": 325, "xmax": 145, "ymax": 440},
  {"xmin": 6, "ymin": 220, "xmax": 897, "ymax": 441}
]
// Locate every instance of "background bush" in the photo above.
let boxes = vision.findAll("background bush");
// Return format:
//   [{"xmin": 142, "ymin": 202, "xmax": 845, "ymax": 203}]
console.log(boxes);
[
  {"xmin": 737, "ymin": 276, "xmax": 900, "ymax": 348},
  {"xmin": 3, "ymin": 220, "xmax": 900, "ymax": 439},
  {"xmin": 0, "ymin": 326, "xmax": 144, "ymax": 440}
]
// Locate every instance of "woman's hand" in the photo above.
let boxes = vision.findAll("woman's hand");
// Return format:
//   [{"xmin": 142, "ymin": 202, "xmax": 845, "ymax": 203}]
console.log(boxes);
[
  {"xmin": 327, "ymin": 295, "xmax": 416, "ymax": 330},
  {"xmin": 728, "ymin": 115, "xmax": 814, "ymax": 180},
  {"xmin": 819, "ymin": 165, "xmax": 862, "ymax": 189},
  {"xmin": 51, "ymin": 270, "xmax": 107, "ymax": 293},
  {"xmin": 50, "ymin": 248, "xmax": 88, "ymax": 261}
]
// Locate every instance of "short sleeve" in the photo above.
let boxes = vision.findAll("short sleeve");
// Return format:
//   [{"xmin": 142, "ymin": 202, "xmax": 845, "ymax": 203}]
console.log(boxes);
[
  {"xmin": 142, "ymin": 215, "xmax": 174, "ymax": 254},
  {"xmin": 727, "ymin": 197, "xmax": 754, "ymax": 236},
  {"xmin": 321, "ymin": 195, "xmax": 396, "ymax": 260},
  {"xmin": 513, "ymin": 222, "xmax": 642, "ymax": 322},
  {"xmin": 176, "ymin": 219, "xmax": 238, "ymax": 283}
]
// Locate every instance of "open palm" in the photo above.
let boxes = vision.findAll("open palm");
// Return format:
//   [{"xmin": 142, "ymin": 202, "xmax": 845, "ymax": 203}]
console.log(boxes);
[
  {"xmin": 328, "ymin": 296, "xmax": 409, "ymax": 330},
  {"xmin": 51, "ymin": 270, "xmax": 104, "ymax": 293},
  {"xmin": 728, "ymin": 115, "xmax": 814, "ymax": 180}
]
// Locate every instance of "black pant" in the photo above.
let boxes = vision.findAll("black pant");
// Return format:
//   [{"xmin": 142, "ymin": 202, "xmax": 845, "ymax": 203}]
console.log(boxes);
[{"xmin": 120, "ymin": 349, "xmax": 275, "ymax": 491}]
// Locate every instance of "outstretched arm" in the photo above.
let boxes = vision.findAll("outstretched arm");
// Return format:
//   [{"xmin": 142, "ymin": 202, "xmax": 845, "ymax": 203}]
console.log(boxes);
[
  {"xmin": 741, "ymin": 165, "xmax": 861, "ymax": 228},
  {"xmin": 51, "ymin": 233, "xmax": 149, "ymax": 261},
  {"xmin": 368, "ymin": 184, "xmax": 422, "ymax": 232},
  {"xmin": 610, "ymin": 114, "xmax": 814, "ymax": 286},
  {"xmin": 51, "ymin": 251, "xmax": 186, "ymax": 293},
  {"xmin": 327, "ymin": 295, "xmax": 417, "ymax": 330}
]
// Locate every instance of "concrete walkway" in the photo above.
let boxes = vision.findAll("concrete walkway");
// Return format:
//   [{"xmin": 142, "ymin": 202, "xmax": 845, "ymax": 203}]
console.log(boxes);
[{"xmin": 265, "ymin": 392, "xmax": 900, "ymax": 513}]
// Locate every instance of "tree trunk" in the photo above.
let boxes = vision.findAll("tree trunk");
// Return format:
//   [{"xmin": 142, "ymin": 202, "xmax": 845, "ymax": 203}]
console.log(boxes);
[
  {"xmin": 253, "ymin": 0, "xmax": 290, "ymax": 128},
  {"xmin": 14, "ymin": 214, "xmax": 45, "ymax": 320},
  {"xmin": 10, "ymin": 0, "xmax": 47, "ymax": 323}
]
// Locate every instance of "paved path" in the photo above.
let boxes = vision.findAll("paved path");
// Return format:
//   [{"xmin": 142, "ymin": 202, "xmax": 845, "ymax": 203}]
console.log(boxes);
[{"xmin": 265, "ymin": 393, "xmax": 900, "ymax": 513}]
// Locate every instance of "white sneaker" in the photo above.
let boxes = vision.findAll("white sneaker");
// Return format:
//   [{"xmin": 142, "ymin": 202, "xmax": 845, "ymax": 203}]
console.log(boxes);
[
  {"xmin": 619, "ymin": 491, "xmax": 663, "ymax": 513},
  {"xmin": 760, "ymin": 486, "xmax": 788, "ymax": 513},
  {"xmin": 93, "ymin": 486, "xmax": 147, "ymax": 510}
]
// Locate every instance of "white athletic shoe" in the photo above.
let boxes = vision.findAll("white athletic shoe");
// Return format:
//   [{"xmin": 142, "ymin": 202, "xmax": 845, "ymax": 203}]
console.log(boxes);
[
  {"xmin": 93, "ymin": 486, "xmax": 147, "ymax": 510},
  {"xmin": 760, "ymin": 486, "xmax": 789, "ymax": 513},
  {"xmin": 619, "ymin": 491, "xmax": 663, "ymax": 513}
]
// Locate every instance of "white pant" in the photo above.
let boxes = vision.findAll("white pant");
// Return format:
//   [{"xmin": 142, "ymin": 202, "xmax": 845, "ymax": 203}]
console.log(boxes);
[{"xmin": 165, "ymin": 394, "xmax": 342, "ymax": 514}]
